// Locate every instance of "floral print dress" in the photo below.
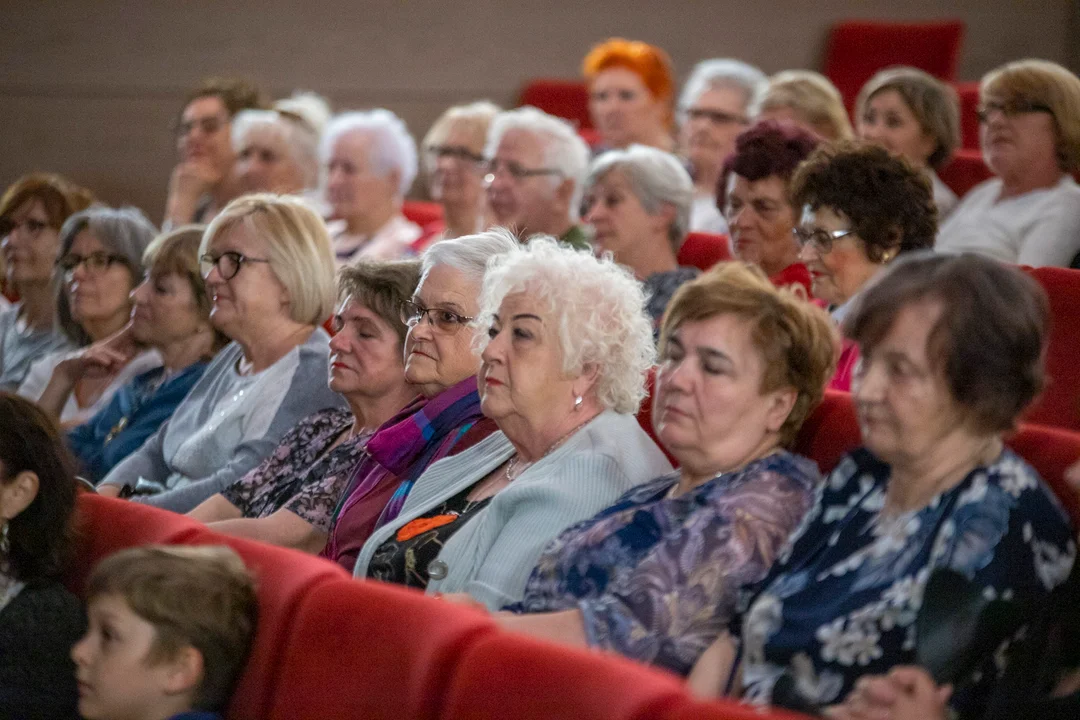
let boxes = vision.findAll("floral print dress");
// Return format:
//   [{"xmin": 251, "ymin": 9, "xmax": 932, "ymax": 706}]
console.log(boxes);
[
  {"xmin": 508, "ymin": 451, "xmax": 820, "ymax": 676},
  {"xmin": 737, "ymin": 447, "xmax": 1076, "ymax": 713}
]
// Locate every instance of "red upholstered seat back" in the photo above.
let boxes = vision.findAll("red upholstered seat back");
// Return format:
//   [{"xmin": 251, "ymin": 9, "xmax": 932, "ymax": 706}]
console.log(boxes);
[
  {"xmin": 937, "ymin": 148, "xmax": 993, "ymax": 198},
  {"xmin": 1021, "ymin": 266, "xmax": 1080, "ymax": 432},
  {"xmin": 953, "ymin": 80, "xmax": 981, "ymax": 150},
  {"xmin": 823, "ymin": 20, "xmax": 965, "ymax": 114},
  {"xmin": 637, "ymin": 367, "xmax": 679, "ymax": 467},
  {"xmin": 678, "ymin": 232, "xmax": 732, "ymax": 272},
  {"xmin": 518, "ymin": 78, "xmax": 592, "ymax": 129},
  {"xmin": 402, "ymin": 200, "xmax": 445, "ymax": 230},
  {"xmin": 793, "ymin": 389, "xmax": 862, "ymax": 475}
]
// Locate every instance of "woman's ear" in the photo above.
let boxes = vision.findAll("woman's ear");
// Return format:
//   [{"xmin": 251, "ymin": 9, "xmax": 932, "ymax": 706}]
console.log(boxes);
[
  {"xmin": 572, "ymin": 362, "xmax": 602, "ymax": 401},
  {"xmin": 764, "ymin": 387, "xmax": 798, "ymax": 434},
  {"xmin": 0, "ymin": 471, "xmax": 40, "ymax": 521}
]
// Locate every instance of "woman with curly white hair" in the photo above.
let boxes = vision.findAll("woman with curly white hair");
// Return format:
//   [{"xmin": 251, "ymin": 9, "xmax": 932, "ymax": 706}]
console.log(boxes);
[
  {"xmin": 232, "ymin": 92, "xmax": 331, "ymax": 200},
  {"xmin": 353, "ymin": 234, "xmax": 671, "ymax": 608}
]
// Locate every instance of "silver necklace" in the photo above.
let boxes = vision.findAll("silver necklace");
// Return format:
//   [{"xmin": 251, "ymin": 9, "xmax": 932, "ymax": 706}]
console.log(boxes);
[{"xmin": 504, "ymin": 415, "xmax": 595, "ymax": 482}]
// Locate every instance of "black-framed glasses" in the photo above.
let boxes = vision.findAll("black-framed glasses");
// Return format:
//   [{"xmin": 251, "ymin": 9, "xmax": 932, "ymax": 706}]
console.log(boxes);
[
  {"xmin": 399, "ymin": 300, "xmax": 474, "ymax": 332},
  {"xmin": 681, "ymin": 107, "xmax": 749, "ymax": 126},
  {"xmin": 57, "ymin": 252, "xmax": 127, "ymax": 280},
  {"xmin": 199, "ymin": 251, "xmax": 271, "ymax": 281},
  {"xmin": 976, "ymin": 99, "xmax": 1054, "ymax": 123},
  {"xmin": 792, "ymin": 226, "xmax": 856, "ymax": 254},
  {"xmin": 0, "ymin": 217, "xmax": 50, "ymax": 239},
  {"xmin": 481, "ymin": 159, "xmax": 563, "ymax": 184},
  {"xmin": 425, "ymin": 144, "xmax": 485, "ymax": 165}
]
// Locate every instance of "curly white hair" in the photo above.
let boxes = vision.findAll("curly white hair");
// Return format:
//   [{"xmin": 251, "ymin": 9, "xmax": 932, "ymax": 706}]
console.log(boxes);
[{"xmin": 475, "ymin": 236, "xmax": 655, "ymax": 414}]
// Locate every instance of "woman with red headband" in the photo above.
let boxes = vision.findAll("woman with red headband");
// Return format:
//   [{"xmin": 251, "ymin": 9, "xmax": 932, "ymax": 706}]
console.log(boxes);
[{"xmin": 583, "ymin": 38, "xmax": 675, "ymax": 152}]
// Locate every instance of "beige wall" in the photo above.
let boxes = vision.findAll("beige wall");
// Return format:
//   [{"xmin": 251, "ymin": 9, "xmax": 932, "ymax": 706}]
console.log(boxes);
[{"xmin": 2, "ymin": 0, "xmax": 1076, "ymax": 221}]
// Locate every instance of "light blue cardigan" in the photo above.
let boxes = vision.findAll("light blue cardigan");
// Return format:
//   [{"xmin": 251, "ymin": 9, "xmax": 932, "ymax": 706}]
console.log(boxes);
[{"xmin": 353, "ymin": 410, "xmax": 673, "ymax": 610}]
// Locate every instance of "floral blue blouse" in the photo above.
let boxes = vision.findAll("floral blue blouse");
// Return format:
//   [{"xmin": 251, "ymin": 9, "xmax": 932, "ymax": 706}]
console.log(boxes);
[
  {"xmin": 507, "ymin": 451, "xmax": 820, "ymax": 676},
  {"xmin": 737, "ymin": 447, "xmax": 1076, "ymax": 712}
]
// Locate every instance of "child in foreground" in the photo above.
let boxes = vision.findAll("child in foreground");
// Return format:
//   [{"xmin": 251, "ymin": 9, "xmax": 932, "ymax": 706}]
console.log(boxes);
[{"xmin": 71, "ymin": 545, "xmax": 258, "ymax": 720}]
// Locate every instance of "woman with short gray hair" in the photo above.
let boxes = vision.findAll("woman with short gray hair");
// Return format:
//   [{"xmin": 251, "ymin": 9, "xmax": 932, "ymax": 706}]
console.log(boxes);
[{"xmin": 582, "ymin": 144, "xmax": 699, "ymax": 326}]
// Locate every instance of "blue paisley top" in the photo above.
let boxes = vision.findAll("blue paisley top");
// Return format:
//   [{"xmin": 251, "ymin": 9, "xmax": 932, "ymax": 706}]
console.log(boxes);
[
  {"xmin": 737, "ymin": 447, "xmax": 1076, "ymax": 712},
  {"xmin": 508, "ymin": 451, "xmax": 820, "ymax": 676}
]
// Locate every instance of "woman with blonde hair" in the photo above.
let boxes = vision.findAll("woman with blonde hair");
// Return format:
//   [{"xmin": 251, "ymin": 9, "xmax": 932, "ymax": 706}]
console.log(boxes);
[
  {"xmin": 755, "ymin": 70, "xmax": 854, "ymax": 141},
  {"xmin": 584, "ymin": 38, "xmax": 676, "ymax": 151}
]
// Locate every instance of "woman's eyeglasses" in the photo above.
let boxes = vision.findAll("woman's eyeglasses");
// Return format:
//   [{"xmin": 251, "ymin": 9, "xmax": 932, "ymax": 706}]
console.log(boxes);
[
  {"xmin": 976, "ymin": 99, "xmax": 1054, "ymax": 123},
  {"xmin": 199, "ymin": 251, "xmax": 271, "ymax": 281},
  {"xmin": 57, "ymin": 252, "xmax": 127, "ymax": 281},
  {"xmin": 425, "ymin": 144, "xmax": 485, "ymax": 164},
  {"xmin": 399, "ymin": 300, "xmax": 474, "ymax": 332},
  {"xmin": 792, "ymin": 227, "xmax": 856, "ymax": 254}
]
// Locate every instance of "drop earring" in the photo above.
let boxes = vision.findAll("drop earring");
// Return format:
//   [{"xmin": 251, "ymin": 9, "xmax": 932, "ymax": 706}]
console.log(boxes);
[{"xmin": 574, "ymin": 395, "xmax": 583, "ymax": 411}]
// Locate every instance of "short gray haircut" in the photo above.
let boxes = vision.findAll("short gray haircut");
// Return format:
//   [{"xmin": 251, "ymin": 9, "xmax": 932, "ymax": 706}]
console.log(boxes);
[
  {"xmin": 320, "ymin": 109, "xmax": 418, "ymax": 198},
  {"xmin": 232, "ymin": 92, "xmax": 331, "ymax": 190},
  {"xmin": 421, "ymin": 227, "xmax": 519, "ymax": 286},
  {"xmin": 678, "ymin": 59, "xmax": 768, "ymax": 125},
  {"xmin": 484, "ymin": 106, "xmax": 591, "ymax": 221},
  {"xmin": 585, "ymin": 144, "xmax": 694, "ymax": 251},
  {"xmin": 476, "ymin": 236, "xmax": 655, "ymax": 414},
  {"xmin": 422, "ymin": 100, "xmax": 502, "ymax": 174},
  {"xmin": 56, "ymin": 205, "xmax": 158, "ymax": 345}
]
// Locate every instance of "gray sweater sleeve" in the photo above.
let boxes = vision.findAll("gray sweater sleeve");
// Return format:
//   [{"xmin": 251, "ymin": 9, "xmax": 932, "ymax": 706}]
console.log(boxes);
[{"xmin": 98, "ymin": 420, "xmax": 172, "ymax": 490}]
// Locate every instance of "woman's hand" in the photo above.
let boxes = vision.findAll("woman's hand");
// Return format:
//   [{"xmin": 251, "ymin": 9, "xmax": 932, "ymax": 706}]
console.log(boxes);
[
  {"xmin": 164, "ymin": 160, "xmax": 221, "ymax": 225},
  {"xmin": 827, "ymin": 667, "xmax": 950, "ymax": 720},
  {"xmin": 54, "ymin": 325, "xmax": 138, "ymax": 384},
  {"xmin": 96, "ymin": 484, "xmax": 122, "ymax": 499}
]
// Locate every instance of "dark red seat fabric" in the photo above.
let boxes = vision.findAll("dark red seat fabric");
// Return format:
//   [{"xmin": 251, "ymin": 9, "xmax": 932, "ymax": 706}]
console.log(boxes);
[
  {"xmin": 793, "ymin": 389, "xmax": 861, "ymax": 475},
  {"xmin": 439, "ymin": 631, "xmax": 686, "ymax": 720},
  {"xmin": 953, "ymin": 80, "xmax": 981, "ymax": 150},
  {"xmin": 1021, "ymin": 266, "xmax": 1080, "ymax": 432},
  {"xmin": 268, "ymin": 578, "xmax": 498, "ymax": 720},
  {"xmin": 519, "ymin": 78, "xmax": 592, "ymax": 129},
  {"xmin": 678, "ymin": 232, "xmax": 732, "ymax": 272},
  {"xmin": 637, "ymin": 367, "xmax": 678, "ymax": 467},
  {"xmin": 938, "ymin": 148, "xmax": 993, "ymax": 198},
  {"xmin": 1008, "ymin": 424, "xmax": 1080, "ymax": 527},
  {"xmin": 823, "ymin": 20, "xmax": 965, "ymax": 114},
  {"xmin": 402, "ymin": 200, "xmax": 445, "ymax": 230}
]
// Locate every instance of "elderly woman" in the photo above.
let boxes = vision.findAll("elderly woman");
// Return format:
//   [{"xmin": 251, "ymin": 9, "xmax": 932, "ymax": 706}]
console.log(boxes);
[
  {"xmin": 97, "ymin": 194, "xmax": 344, "ymax": 511},
  {"xmin": 584, "ymin": 38, "xmax": 676, "ymax": 152},
  {"xmin": 422, "ymin": 101, "xmax": 501, "ymax": 242},
  {"xmin": 793, "ymin": 142, "xmax": 937, "ymax": 389},
  {"xmin": 322, "ymin": 109, "xmax": 423, "ymax": 264},
  {"xmin": 319, "ymin": 231, "xmax": 515, "ymax": 569},
  {"xmin": 0, "ymin": 393, "xmax": 84, "ymax": 719},
  {"xmin": 0, "ymin": 173, "xmax": 93, "ymax": 390},
  {"xmin": 186, "ymin": 261, "xmax": 421, "ymax": 553},
  {"xmin": 721, "ymin": 120, "xmax": 822, "ymax": 296},
  {"xmin": 856, "ymin": 67, "xmax": 962, "ymax": 217},
  {"xmin": 755, "ymin": 70, "xmax": 854, "ymax": 141},
  {"xmin": 582, "ymin": 144, "xmax": 699, "ymax": 325},
  {"xmin": 690, "ymin": 253, "xmax": 1076, "ymax": 717},
  {"xmin": 937, "ymin": 60, "xmax": 1080, "ymax": 267},
  {"xmin": 678, "ymin": 59, "xmax": 768, "ymax": 234},
  {"xmin": 352, "ymin": 236, "xmax": 673, "ymax": 609},
  {"xmin": 487, "ymin": 262, "xmax": 836, "ymax": 676},
  {"xmin": 20, "ymin": 206, "xmax": 160, "ymax": 426},
  {"xmin": 65, "ymin": 226, "xmax": 226, "ymax": 483},
  {"xmin": 163, "ymin": 77, "xmax": 266, "ymax": 228},
  {"xmin": 233, "ymin": 92, "xmax": 331, "ymax": 200}
]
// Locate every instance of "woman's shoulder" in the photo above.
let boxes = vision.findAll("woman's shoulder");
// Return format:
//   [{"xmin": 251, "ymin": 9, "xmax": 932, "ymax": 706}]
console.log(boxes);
[
  {"xmin": 981, "ymin": 448, "xmax": 1074, "ymax": 521},
  {"xmin": 2, "ymin": 579, "xmax": 84, "ymax": 633}
]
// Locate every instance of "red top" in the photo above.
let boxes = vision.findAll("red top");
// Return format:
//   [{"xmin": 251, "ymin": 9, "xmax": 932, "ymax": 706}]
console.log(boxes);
[{"xmin": 769, "ymin": 262, "xmax": 813, "ymax": 298}]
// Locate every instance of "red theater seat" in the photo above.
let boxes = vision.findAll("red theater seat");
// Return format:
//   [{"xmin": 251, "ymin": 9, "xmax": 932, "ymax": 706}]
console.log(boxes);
[
  {"xmin": 679, "ymin": 232, "xmax": 732, "ymax": 272},
  {"xmin": 402, "ymin": 200, "xmax": 445, "ymax": 230},
  {"xmin": 1021, "ymin": 266, "xmax": 1080, "ymax": 432},
  {"xmin": 938, "ymin": 148, "xmax": 993, "ymax": 198},
  {"xmin": 664, "ymin": 697, "xmax": 812, "ymax": 720},
  {"xmin": 519, "ymin": 78, "xmax": 592, "ymax": 129},
  {"xmin": 638, "ymin": 367, "xmax": 678, "ymax": 467},
  {"xmin": 953, "ymin": 80, "xmax": 981, "ymax": 150},
  {"xmin": 793, "ymin": 389, "xmax": 861, "ymax": 475}
]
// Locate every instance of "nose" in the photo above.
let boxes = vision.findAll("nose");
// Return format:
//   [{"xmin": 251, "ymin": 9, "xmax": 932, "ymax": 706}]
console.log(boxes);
[
  {"xmin": 798, "ymin": 241, "xmax": 819, "ymax": 263},
  {"xmin": 328, "ymin": 326, "xmax": 351, "ymax": 352},
  {"xmin": 853, "ymin": 356, "xmax": 886, "ymax": 403},
  {"xmin": 481, "ymin": 327, "xmax": 507, "ymax": 366},
  {"xmin": 408, "ymin": 315, "xmax": 435, "ymax": 343},
  {"xmin": 584, "ymin": 201, "xmax": 606, "ymax": 224},
  {"xmin": 71, "ymin": 632, "xmax": 90, "ymax": 666},
  {"xmin": 130, "ymin": 279, "xmax": 150, "ymax": 305},
  {"xmin": 727, "ymin": 205, "xmax": 750, "ymax": 229},
  {"xmin": 659, "ymin": 354, "xmax": 693, "ymax": 396}
]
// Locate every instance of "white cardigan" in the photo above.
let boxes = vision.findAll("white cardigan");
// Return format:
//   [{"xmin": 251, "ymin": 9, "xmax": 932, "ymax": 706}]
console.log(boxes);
[{"xmin": 353, "ymin": 410, "xmax": 673, "ymax": 610}]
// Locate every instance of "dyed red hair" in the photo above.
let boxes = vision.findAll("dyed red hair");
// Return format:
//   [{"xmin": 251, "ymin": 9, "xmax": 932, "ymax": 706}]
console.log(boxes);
[{"xmin": 583, "ymin": 38, "xmax": 675, "ymax": 105}]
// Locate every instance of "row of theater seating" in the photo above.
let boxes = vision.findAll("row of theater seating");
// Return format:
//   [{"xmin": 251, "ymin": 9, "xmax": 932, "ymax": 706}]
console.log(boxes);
[{"xmin": 65, "ymin": 390, "xmax": 1080, "ymax": 720}]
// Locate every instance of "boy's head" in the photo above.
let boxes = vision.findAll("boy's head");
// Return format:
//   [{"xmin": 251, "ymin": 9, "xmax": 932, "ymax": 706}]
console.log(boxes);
[{"xmin": 72, "ymin": 545, "xmax": 258, "ymax": 720}]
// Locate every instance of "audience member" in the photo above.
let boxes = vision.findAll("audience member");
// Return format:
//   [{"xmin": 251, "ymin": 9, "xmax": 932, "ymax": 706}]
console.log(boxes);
[
  {"xmin": 678, "ymin": 59, "xmax": 768, "ymax": 234},
  {"xmin": 721, "ymin": 120, "xmax": 821, "ymax": 296},
  {"xmin": 72, "ymin": 545, "xmax": 257, "ymax": 720},
  {"xmin": 483, "ymin": 106, "xmax": 592, "ymax": 248},
  {"xmin": 583, "ymin": 38, "xmax": 676, "ymax": 152},
  {"xmin": 0, "ymin": 173, "xmax": 94, "ymax": 390},
  {"xmin": 0, "ymin": 393, "xmax": 83, "ymax": 719},
  {"xmin": 422, "ymin": 101, "xmax": 501, "ymax": 242},
  {"xmin": 233, "ymin": 92, "xmax": 331, "ymax": 201},
  {"xmin": 355, "ymin": 236, "xmax": 672, "ymax": 608},
  {"xmin": 163, "ymin": 77, "xmax": 267, "ymax": 229},
  {"xmin": 582, "ymin": 144, "xmax": 699, "ymax": 325},
  {"xmin": 188, "ymin": 261, "xmax": 420, "ymax": 553},
  {"xmin": 322, "ymin": 109, "xmax": 423, "ymax": 264},
  {"xmin": 96, "ymin": 194, "xmax": 344, "ymax": 510},
  {"xmin": 936, "ymin": 59, "xmax": 1080, "ymax": 266},
  {"xmin": 320, "ymin": 231, "xmax": 513, "ymax": 571},
  {"xmin": 66, "ymin": 226, "xmax": 226, "ymax": 484},
  {"xmin": 856, "ymin": 67, "xmax": 962, "ymax": 217},
  {"xmin": 20, "ymin": 206, "xmax": 160, "ymax": 426},
  {"xmin": 792, "ymin": 142, "xmax": 937, "ymax": 390},
  {"xmin": 755, "ymin": 70, "xmax": 854, "ymax": 141}
]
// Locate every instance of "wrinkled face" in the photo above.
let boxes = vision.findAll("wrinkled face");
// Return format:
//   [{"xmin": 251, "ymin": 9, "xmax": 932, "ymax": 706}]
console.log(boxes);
[
  {"xmin": 590, "ymin": 67, "xmax": 666, "ymax": 149},
  {"xmin": 236, "ymin": 127, "xmax": 306, "ymax": 195},
  {"xmin": 484, "ymin": 128, "xmax": 563, "ymax": 236},
  {"xmin": 130, "ymin": 271, "xmax": 206, "ymax": 349},
  {"xmin": 653, "ymin": 314, "xmax": 791, "ymax": 476},
  {"xmin": 1, "ymin": 198, "xmax": 60, "ymax": 287},
  {"xmin": 71, "ymin": 594, "xmax": 182, "ymax": 720},
  {"xmin": 583, "ymin": 169, "xmax": 669, "ymax": 262},
  {"xmin": 64, "ymin": 230, "xmax": 136, "ymax": 329},
  {"xmin": 427, "ymin": 123, "xmax": 486, "ymax": 211},
  {"xmin": 479, "ymin": 291, "xmax": 577, "ymax": 428},
  {"xmin": 402, "ymin": 264, "xmax": 481, "ymax": 397},
  {"xmin": 857, "ymin": 89, "xmax": 937, "ymax": 168},
  {"xmin": 853, "ymin": 301, "xmax": 967, "ymax": 466},
  {"xmin": 725, "ymin": 174, "xmax": 799, "ymax": 273},
  {"xmin": 798, "ymin": 206, "xmax": 877, "ymax": 307},
  {"xmin": 328, "ymin": 294, "xmax": 408, "ymax": 398},
  {"xmin": 979, "ymin": 93, "xmax": 1059, "ymax": 179},
  {"xmin": 679, "ymin": 85, "xmax": 750, "ymax": 172},
  {"xmin": 177, "ymin": 95, "xmax": 234, "ymax": 173},
  {"xmin": 324, "ymin": 131, "xmax": 399, "ymax": 223},
  {"xmin": 201, "ymin": 223, "xmax": 289, "ymax": 338}
]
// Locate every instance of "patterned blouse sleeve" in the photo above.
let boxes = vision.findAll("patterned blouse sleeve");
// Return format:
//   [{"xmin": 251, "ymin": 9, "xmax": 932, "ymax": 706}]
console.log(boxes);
[
  {"xmin": 578, "ymin": 466, "xmax": 816, "ymax": 675},
  {"xmin": 220, "ymin": 413, "xmax": 319, "ymax": 515}
]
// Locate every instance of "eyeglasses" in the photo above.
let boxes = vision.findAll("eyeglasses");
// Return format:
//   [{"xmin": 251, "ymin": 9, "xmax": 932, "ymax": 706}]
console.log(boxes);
[
  {"xmin": 399, "ymin": 300, "xmax": 474, "ymax": 332},
  {"xmin": 792, "ymin": 226, "xmax": 856, "ymax": 253},
  {"xmin": 199, "ymin": 251, "xmax": 271, "ymax": 281},
  {"xmin": 57, "ymin": 252, "xmax": 127, "ymax": 280},
  {"xmin": 176, "ymin": 114, "xmax": 228, "ymax": 138},
  {"xmin": 681, "ymin": 107, "xmax": 749, "ymax": 126},
  {"xmin": 0, "ymin": 217, "xmax": 50, "ymax": 239},
  {"xmin": 481, "ymin": 159, "xmax": 563, "ymax": 184},
  {"xmin": 425, "ymin": 144, "xmax": 485, "ymax": 165},
  {"xmin": 976, "ymin": 99, "xmax": 1054, "ymax": 123}
]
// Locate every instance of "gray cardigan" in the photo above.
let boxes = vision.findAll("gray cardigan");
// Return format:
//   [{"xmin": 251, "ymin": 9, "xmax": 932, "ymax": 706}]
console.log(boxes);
[{"xmin": 353, "ymin": 410, "xmax": 672, "ymax": 610}]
